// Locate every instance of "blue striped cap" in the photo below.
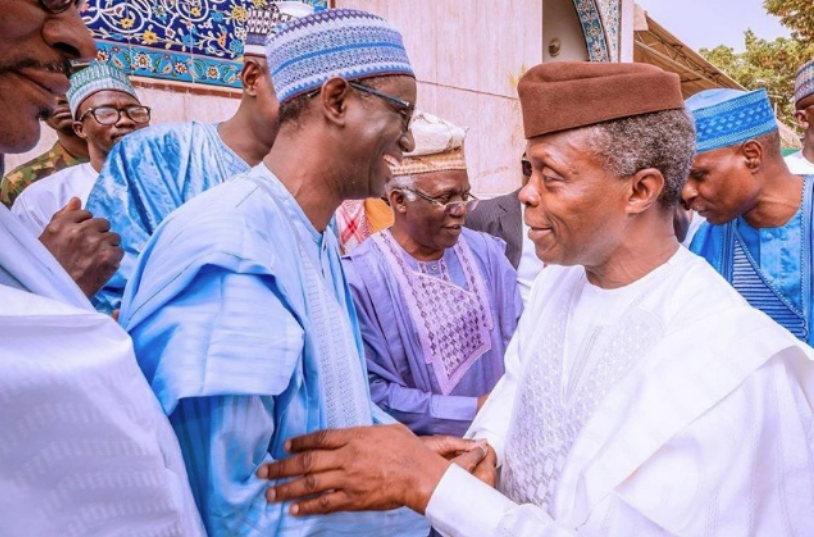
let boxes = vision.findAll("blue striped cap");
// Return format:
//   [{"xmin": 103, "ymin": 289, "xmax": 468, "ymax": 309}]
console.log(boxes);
[
  {"xmin": 266, "ymin": 8, "xmax": 414, "ymax": 104},
  {"xmin": 686, "ymin": 88, "xmax": 777, "ymax": 154}
]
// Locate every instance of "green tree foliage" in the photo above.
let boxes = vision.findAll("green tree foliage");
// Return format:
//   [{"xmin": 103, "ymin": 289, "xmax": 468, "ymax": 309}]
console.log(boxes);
[
  {"xmin": 697, "ymin": 2, "xmax": 813, "ymax": 130},
  {"xmin": 764, "ymin": 0, "xmax": 814, "ymax": 42}
]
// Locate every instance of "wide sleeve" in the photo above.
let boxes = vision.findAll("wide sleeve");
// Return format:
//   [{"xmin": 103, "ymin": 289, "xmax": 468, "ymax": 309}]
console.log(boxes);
[
  {"xmin": 343, "ymin": 255, "xmax": 479, "ymax": 435},
  {"xmin": 87, "ymin": 132, "xmax": 187, "ymax": 312},
  {"xmin": 170, "ymin": 395, "xmax": 287, "ymax": 537},
  {"xmin": 426, "ymin": 465, "xmax": 578, "ymax": 537},
  {"xmin": 127, "ymin": 264, "xmax": 304, "ymax": 415}
]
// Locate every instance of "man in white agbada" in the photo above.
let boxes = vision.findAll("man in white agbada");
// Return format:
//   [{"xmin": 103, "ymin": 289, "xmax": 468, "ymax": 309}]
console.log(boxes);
[
  {"xmin": 0, "ymin": 2, "xmax": 203, "ymax": 535},
  {"xmin": 259, "ymin": 62, "xmax": 814, "ymax": 536},
  {"xmin": 12, "ymin": 61, "xmax": 150, "ymax": 236}
]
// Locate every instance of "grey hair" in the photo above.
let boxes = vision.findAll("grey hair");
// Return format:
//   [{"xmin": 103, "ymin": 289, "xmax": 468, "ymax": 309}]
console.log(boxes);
[
  {"xmin": 583, "ymin": 108, "xmax": 696, "ymax": 207},
  {"xmin": 386, "ymin": 174, "xmax": 418, "ymax": 200}
]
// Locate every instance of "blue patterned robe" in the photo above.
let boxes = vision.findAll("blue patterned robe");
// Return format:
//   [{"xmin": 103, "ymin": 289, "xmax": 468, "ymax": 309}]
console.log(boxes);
[
  {"xmin": 86, "ymin": 121, "xmax": 250, "ymax": 312},
  {"xmin": 119, "ymin": 164, "xmax": 428, "ymax": 537},
  {"xmin": 690, "ymin": 176, "xmax": 814, "ymax": 345}
]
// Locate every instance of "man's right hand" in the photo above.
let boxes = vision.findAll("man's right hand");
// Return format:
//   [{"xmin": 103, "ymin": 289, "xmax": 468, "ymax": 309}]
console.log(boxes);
[{"xmin": 39, "ymin": 197, "xmax": 123, "ymax": 298}]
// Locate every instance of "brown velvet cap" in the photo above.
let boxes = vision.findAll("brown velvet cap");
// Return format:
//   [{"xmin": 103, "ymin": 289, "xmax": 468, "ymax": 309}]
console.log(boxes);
[{"xmin": 518, "ymin": 62, "xmax": 685, "ymax": 139}]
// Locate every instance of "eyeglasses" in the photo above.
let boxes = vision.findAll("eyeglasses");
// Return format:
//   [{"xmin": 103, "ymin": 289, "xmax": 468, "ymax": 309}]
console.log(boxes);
[
  {"xmin": 348, "ymin": 81, "xmax": 414, "ymax": 132},
  {"xmin": 78, "ymin": 105, "xmax": 151, "ymax": 125},
  {"xmin": 521, "ymin": 158, "xmax": 532, "ymax": 179},
  {"xmin": 403, "ymin": 187, "xmax": 479, "ymax": 216},
  {"xmin": 39, "ymin": 0, "xmax": 84, "ymax": 14}
]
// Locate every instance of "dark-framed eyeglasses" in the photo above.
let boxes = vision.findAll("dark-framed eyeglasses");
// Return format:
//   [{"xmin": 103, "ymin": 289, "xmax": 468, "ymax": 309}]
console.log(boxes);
[
  {"xmin": 521, "ymin": 158, "xmax": 532, "ymax": 179},
  {"xmin": 403, "ymin": 187, "xmax": 479, "ymax": 216},
  {"xmin": 39, "ymin": 0, "xmax": 84, "ymax": 14},
  {"xmin": 348, "ymin": 81, "xmax": 414, "ymax": 132},
  {"xmin": 78, "ymin": 105, "xmax": 151, "ymax": 125}
]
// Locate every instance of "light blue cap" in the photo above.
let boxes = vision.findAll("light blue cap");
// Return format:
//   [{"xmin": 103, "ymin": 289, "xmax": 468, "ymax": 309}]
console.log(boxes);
[
  {"xmin": 685, "ymin": 88, "xmax": 777, "ymax": 153},
  {"xmin": 266, "ymin": 8, "xmax": 414, "ymax": 104}
]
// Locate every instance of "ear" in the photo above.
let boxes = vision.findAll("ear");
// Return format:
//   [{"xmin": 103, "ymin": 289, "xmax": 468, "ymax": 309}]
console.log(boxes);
[
  {"xmin": 240, "ymin": 58, "xmax": 264, "ymax": 97},
  {"xmin": 72, "ymin": 120, "xmax": 87, "ymax": 140},
  {"xmin": 389, "ymin": 188, "xmax": 408, "ymax": 214},
  {"xmin": 626, "ymin": 168, "xmax": 665, "ymax": 215},
  {"xmin": 318, "ymin": 77, "xmax": 352, "ymax": 127},
  {"xmin": 740, "ymin": 139, "xmax": 764, "ymax": 172},
  {"xmin": 795, "ymin": 109, "xmax": 809, "ymax": 130}
]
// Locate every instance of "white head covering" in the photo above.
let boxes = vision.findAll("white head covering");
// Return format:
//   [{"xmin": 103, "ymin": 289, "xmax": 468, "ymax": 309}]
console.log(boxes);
[{"xmin": 390, "ymin": 111, "xmax": 468, "ymax": 176}]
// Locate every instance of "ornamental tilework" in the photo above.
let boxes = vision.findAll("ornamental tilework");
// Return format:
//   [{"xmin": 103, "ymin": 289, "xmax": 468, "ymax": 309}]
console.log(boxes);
[
  {"xmin": 82, "ymin": 0, "xmax": 328, "ymax": 89},
  {"xmin": 570, "ymin": 0, "xmax": 624, "ymax": 63}
]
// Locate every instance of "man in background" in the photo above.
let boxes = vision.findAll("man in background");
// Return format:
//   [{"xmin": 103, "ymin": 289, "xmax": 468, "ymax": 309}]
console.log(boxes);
[
  {"xmin": 14, "ymin": 62, "xmax": 150, "ymax": 235},
  {"xmin": 685, "ymin": 88, "xmax": 814, "ymax": 345},
  {"xmin": 784, "ymin": 59, "xmax": 814, "ymax": 175},
  {"xmin": 344, "ymin": 111, "xmax": 521, "ymax": 436}
]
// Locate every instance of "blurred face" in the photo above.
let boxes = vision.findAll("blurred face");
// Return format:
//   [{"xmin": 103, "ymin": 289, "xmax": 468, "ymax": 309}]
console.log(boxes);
[
  {"xmin": 795, "ymin": 96, "xmax": 814, "ymax": 139},
  {"xmin": 397, "ymin": 169, "xmax": 472, "ymax": 252},
  {"xmin": 74, "ymin": 90, "xmax": 150, "ymax": 160},
  {"xmin": 519, "ymin": 129, "xmax": 630, "ymax": 267},
  {"xmin": 345, "ymin": 76, "xmax": 417, "ymax": 198},
  {"xmin": 242, "ymin": 57, "xmax": 280, "ymax": 142},
  {"xmin": 0, "ymin": 0, "xmax": 96, "ymax": 153},
  {"xmin": 681, "ymin": 145, "xmax": 760, "ymax": 225},
  {"xmin": 43, "ymin": 94, "xmax": 73, "ymax": 134}
]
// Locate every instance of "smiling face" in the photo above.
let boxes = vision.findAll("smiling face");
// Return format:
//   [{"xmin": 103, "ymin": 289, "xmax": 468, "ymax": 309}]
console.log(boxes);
[
  {"xmin": 0, "ymin": 0, "xmax": 96, "ymax": 154},
  {"xmin": 343, "ymin": 75, "xmax": 417, "ymax": 199},
  {"xmin": 681, "ymin": 145, "xmax": 761, "ymax": 225},
  {"xmin": 519, "ymin": 128, "xmax": 632, "ymax": 267},
  {"xmin": 393, "ymin": 169, "xmax": 471, "ymax": 254}
]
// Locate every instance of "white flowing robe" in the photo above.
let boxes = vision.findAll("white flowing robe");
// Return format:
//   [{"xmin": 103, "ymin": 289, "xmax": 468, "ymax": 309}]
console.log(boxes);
[
  {"xmin": 426, "ymin": 247, "xmax": 814, "ymax": 536},
  {"xmin": 0, "ymin": 205, "xmax": 204, "ymax": 536}
]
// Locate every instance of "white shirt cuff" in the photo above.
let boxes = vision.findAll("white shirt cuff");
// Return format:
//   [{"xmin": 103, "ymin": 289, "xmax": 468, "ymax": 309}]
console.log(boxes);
[{"xmin": 425, "ymin": 463, "xmax": 513, "ymax": 537}]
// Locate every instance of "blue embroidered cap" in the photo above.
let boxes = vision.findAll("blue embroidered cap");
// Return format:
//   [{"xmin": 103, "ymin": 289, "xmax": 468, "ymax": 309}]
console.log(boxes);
[
  {"xmin": 244, "ymin": 2, "xmax": 314, "ymax": 57},
  {"xmin": 794, "ymin": 59, "xmax": 814, "ymax": 108},
  {"xmin": 685, "ymin": 88, "xmax": 777, "ymax": 154},
  {"xmin": 67, "ymin": 61, "xmax": 138, "ymax": 118},
  {"xmin": 266, "ymin": 8, "xmax": 414, "ymax": 104}
]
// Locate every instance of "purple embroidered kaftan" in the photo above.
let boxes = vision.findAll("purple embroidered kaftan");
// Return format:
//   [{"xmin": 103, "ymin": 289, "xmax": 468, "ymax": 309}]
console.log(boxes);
[{"xmin": 342, "ymin": 228, "xmax": 522, "ymax": 436}]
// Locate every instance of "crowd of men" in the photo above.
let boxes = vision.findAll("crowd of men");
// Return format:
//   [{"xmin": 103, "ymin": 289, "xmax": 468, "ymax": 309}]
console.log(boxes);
[{"xmin": 2, "ymin": 1, "xmax": 814, "ymax": 536}]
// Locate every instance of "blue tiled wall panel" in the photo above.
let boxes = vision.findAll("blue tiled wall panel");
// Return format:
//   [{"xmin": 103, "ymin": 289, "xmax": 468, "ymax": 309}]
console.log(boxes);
[{"xmin": 83, "ymin": 0, "xmax": 329, "ymax": 88}]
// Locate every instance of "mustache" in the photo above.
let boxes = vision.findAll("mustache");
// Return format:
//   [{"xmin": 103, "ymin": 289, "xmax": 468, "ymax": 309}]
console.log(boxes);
[{"xmin": 0, "ymin": 57, "xmax": 73, "ymax": 78}]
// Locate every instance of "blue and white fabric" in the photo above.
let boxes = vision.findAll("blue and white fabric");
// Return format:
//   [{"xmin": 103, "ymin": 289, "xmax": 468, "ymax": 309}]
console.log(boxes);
[
  {"xmin": 119, "ymin": 164, "xmax": 428, "ymax": 536},
  {"xmin": 86, "ymin": 121, "xmax": 250, "ymax": 313},
  {"xmin": 266, "ymin": 8, "xmax": 414, "ymax": 103},
  {"xmin": 686, "ymin": 88, "xmax": 777, "ymax": 153},
  {"xmin": 795, "ymin": 59, "xmax": 814, "ymax": 107}
]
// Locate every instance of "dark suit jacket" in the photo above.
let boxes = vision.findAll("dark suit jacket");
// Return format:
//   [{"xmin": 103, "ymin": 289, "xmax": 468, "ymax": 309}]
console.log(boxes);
[{"xmin": 465, "ymin": 189, "xmax": 522, "ymax": 268}]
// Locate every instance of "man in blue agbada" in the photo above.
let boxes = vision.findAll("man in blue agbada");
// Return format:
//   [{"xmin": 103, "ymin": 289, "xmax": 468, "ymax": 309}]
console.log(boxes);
[
  {"xmin": 684, "ymin": 88, "xmax": 814, "ymax": 344},
  {"xmin": 119, "ymin": 8, "xmax": 444, "ymax": 536},
  {"xmin": 85, "ymin": 3, "xmax": 313, "ymax": 313}
]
